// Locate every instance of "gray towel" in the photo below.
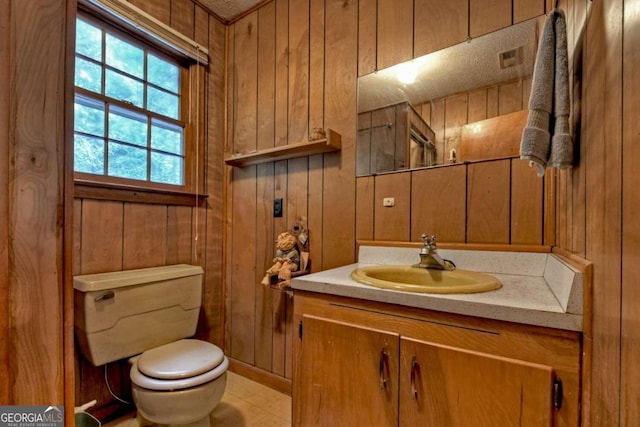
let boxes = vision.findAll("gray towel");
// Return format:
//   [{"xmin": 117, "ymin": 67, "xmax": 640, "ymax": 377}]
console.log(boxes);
[{"xmin": 520, "ymin": 9, "xmax": 572, "ymax": 176}]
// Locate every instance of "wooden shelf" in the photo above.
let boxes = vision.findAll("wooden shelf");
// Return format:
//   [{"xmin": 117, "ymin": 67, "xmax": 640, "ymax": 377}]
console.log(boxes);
[{"xmin": 224, "ymin": 129, "xmax": 341, "ymax": 167}]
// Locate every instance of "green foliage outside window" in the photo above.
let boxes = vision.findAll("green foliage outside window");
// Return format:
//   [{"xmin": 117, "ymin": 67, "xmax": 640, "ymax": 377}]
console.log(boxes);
[{"xmin": 74, "ymin": 16, "xmax": 184, "ymax": 186}]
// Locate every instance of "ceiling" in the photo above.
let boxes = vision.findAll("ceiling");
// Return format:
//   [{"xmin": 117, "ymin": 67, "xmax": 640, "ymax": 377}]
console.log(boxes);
[{"xmin": 197, "ymin": 0, "xmax": 265, "ymax": 22}]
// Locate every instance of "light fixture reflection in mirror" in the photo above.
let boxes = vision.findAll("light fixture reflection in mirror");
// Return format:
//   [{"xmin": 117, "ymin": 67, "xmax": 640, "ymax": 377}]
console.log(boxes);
[
  {"xmin": 396, "ymin": 62, "xmax": 417, "ymax": 84},
  {"xmin": 357, "ymin": 17, "xmax": 543, "ymax": 175}
]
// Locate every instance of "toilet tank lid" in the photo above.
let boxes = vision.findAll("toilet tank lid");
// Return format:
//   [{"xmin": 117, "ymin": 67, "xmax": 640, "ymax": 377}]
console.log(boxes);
[{"xmin": 74, "ymin": 264, "xmax": 204, "ymax": 292}]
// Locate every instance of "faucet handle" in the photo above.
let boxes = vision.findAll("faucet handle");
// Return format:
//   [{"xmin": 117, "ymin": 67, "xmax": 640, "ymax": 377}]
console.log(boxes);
[{"xmin": 420, "ymin": 233, "xmax": 437, "ymax": 250}]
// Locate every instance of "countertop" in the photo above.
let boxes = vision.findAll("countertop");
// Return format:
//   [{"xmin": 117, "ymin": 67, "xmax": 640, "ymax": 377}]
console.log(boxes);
[{"xmin": 291, "ymin": 245, "xmax": 584, "ymax": 331}]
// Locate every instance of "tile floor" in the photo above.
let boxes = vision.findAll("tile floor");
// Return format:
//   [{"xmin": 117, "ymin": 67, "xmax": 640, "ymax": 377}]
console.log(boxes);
[{"xmin": 103, "ymin": 371, "xmax": 291, "ymax": 427}]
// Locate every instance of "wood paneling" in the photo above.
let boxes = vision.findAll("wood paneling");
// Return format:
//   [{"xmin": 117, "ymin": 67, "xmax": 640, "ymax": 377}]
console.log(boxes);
[
  {"xmin": 358, "ymin": 0, "xmax": 377, "ymax": 76},
  {"xmin": 233, "ymin": 14, "xmax": 258, "ymax": 154},
  {"xmin": 514, "ymin": 0, "xmax": 545, "ymax": 24},
  {"xmin": 320, "ymin": 0, "xmax": 357, "ymax": 269},
  {"xmin": 229, "ymin": 13, "xmax": 259, "ymax": 366},
  {"xmin": 122, "ymin": 204, "xmax": 168, "ymax": 269},
  {"xmin": 203, "ymin": 14, "xmax": 226, "ymax": 349},
  {"xmin": 309, "ymin": 0, "xmax": 325, "ymax": 129},
  {"xmin": 470, "ymin": 0, "xmax": 512, "ymax": 37},
  {"xmin": 194, "ymin": 4, "xmax": 209, "ymax": 46},
  {"xmin": 414, "ymin": 0, "xmax": 468, "ymax": 58},
  {"xmin": 0, "ymin": 3, "xmax": 10, "ymax": 404},
  {"xmin": 166, "ymin": 206, "xmax": 194, "ymax": 264},
  {"xmin": 546, "ymin": 0, "xmax": 640, "ymax": 423},
  {"xmin": 511, "ymin": 159, "xmax": 543, "ymax": 244},
  {"xmin": 305, "ymin": 1, "xmax": 326, "ymax": 274},
  {"xmin": 356, "ymin": 176, "xmax": 375, "ymax": 241},
  {"xmin": 80, "ymin": 200, "xmax": 124, "ymax": 273},
  {"xmin": 9, "ymin": 0, "xmax": 66, "ymax": 405},
  {"xmin": 271, "ymin": 160, "xmax": 288, "ymax": 377},
  {"xmin": 170, "ymin": 0, "xmax": 195, "ymax": 38},
  {"xmin": 254, "ymin": 3, "xmax": 276, "ymax": 374},
  {"xmin": 377, "ymin": 0, "xmax": 413, "ymax": 70},
  {"xmin": 374, "ymin": 173, "xmax": 411, "ymax": 241},
  {"xmin": 582, "ymin": 1, "xmax": 622, "ymax": 425},
  {"xmin": 582, "ymin": 1, "xmax": 623, "ymax": 425},
  {"xmin": 255, "ymin": 162, "xmax": 275, "ymax": 372},
  {"xmin": 229, "ymin": 167, "xmax": 257, "ymax": 363},
  {"xmin": 622, "ymin": 0, "xmax": 640, "ymax": 424},
  {"xmin": 467, "ymin": 160, "xmax": 511, "ymax": 244},
  {"xmin": 411, "ymin": 165, "xmax": 467, "ymax": 243},
  {"xmin": 288, "ymin": 1, "xmax": 309, "ymax": 145},
  {"xmin": 360, "ymin": 157, "xmax": 545, "ymax": 247},
  {"xmin": 129, "ymin": 0, "xmax": 171, "ymax": 25},
  {"xmin": 274, "ymin": 0, "xmax": 288, "ymax": 147}
]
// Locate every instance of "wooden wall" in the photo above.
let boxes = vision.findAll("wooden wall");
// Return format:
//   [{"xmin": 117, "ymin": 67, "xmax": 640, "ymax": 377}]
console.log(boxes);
[
  {"xmin": 554, "ymin": 0, "xmax": 640, "ymax": 425},
  {"xmin": 224, "ymin": 0, "xmax": 548, "ymax": 388},
  {"xmin": 0, "ymin": 0, "xmax": 10, "ymax": 405},
  {"xmin": 0, "ymin": 0, "xmax": 73, "ymax": 413},
  {"xmin": 224, "ymin": 0, "xmax": 357, "ymax": 382},
  {"xmin": 3, "ymin": 0, "xmax": 640, "ymax": 426},
  {"xmin": 227, "ymin": 1, "xmax": 640, "ymax": 425},
  {"xmin": 356, "ymin": 158, "xmax": 544, "ymax": 244},
  {"xmin": 71, "ymin": 0, "xmax": 227, "ymax": 418}
]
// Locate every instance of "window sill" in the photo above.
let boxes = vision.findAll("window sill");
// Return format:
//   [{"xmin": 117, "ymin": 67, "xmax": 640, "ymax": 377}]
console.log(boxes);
[{"xmin": 74, "ymin": 179, "xmax": 208, "ymax": 206}]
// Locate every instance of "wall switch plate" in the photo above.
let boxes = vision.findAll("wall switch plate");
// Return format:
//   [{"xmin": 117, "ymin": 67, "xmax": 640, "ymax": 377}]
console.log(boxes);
[
  {"xmin": 383, "ymin": 197, "xmax": 395, "ymax": 207},
  {"xmin": 274, "ymin": 198, "xmax": 283, "ymax": 217}
]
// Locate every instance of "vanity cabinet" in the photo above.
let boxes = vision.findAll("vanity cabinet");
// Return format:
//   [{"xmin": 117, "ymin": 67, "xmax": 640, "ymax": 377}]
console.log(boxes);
[
  {"xmin": 295, "ymin": 316, "xmax": 399, "ymax": 426},
  {"xmin": 292, "ymin": 291, "xmax": 581, "ymax": 427},
  {"xmin": 399, "ymin": 337, "xmax": 554, "ymax": 426}
]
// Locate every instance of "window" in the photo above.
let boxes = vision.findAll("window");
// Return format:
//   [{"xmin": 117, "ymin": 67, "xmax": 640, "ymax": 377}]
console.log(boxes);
[{"xmin": 74, "ymin": 13, "xmax": 200, "ymax": 192}]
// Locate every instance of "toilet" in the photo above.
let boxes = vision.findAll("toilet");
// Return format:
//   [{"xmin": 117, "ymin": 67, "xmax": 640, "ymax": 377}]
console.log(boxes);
[{"xmin": 74, "ymin": 264, "xmax": 228, "ymax": 427}]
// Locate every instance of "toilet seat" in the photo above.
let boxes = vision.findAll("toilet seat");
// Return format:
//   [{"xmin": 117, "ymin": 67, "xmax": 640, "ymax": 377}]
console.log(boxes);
[{"xmin": 130, "ymin": 339, "xmax": 228, "ymax": 391}]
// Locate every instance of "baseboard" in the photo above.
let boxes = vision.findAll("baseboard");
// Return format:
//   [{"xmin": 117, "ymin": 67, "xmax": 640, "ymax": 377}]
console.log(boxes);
[{"xmin": 227, "ymin": 358, "xmax": 292, "ymax": 396}]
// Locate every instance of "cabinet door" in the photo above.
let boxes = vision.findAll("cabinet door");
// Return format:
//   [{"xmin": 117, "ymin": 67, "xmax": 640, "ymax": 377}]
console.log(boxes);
[
  {"xmin": 295, "ymin": 315, "xmax": 399, "ymax": 427},
  {"xmin": 400, "ymin": 337, "xmax": 554, "ymax": 427}
]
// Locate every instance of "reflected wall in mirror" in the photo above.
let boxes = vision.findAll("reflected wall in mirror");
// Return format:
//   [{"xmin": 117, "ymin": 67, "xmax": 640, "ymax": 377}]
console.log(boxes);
[{"xmin": 357, "ymin": 16, "xmax": 544, "ymax": 176}]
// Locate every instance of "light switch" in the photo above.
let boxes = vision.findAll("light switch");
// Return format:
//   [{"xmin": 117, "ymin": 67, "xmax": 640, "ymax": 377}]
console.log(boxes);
[{"xmin": 383, "ymin": 197, "xmax": 395, "ymax": 207}]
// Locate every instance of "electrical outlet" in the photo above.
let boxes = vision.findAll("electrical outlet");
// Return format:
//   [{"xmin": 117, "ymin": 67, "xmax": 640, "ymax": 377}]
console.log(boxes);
[
  {"xmin": 383, "ymin": 197, "xmax": 395, "ymax": 207},
  {"xmin": 274, "ymin": 198, "xmax": 283, "ymax": 217}
]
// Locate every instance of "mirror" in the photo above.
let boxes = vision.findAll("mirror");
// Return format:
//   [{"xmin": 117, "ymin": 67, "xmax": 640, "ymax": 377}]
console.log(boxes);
[{"xmin": 357, "ymin": 17, "xmax": 542, "ymax": 176}]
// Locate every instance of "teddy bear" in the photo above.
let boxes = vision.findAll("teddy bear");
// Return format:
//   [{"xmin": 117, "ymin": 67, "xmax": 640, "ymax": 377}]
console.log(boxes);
[{"xmin": 261, "ymin": 231, "xmax": 300, "ymax": 288}]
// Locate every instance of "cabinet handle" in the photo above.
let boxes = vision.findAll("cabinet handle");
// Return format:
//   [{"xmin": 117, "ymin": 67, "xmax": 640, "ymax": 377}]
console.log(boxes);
[
  {"xmin": 411, "ymin": 356, "xmax": 419, "ymax": 400},
  {"xmin": 379, "ymin": 349, "xmax": 388, "ymax": 390},
  {"xmin": 553, "ymin": 377, "xmax": 563, "ymax": 409}
]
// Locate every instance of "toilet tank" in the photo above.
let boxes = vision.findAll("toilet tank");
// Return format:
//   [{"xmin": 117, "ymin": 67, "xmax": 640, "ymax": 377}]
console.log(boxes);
[{"xmin": 74, "ymin": 264, "xmax": 204, "ymax": 366}]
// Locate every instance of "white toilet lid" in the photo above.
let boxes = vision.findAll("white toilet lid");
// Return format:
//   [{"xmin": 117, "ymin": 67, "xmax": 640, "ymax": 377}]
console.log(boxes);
[
  {"xmin": 138, "ymin": 339, "xmax": 224, "ymax": 379},
  {"xmin": 131, "ymin": 354, "xmax": 228, "ymax": 391}
]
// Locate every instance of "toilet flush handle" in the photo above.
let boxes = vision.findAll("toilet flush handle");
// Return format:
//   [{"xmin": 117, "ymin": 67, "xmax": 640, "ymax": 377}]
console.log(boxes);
[{"xmin": 94, "ymin": 290, "xmax": 115, "ymax": 302}]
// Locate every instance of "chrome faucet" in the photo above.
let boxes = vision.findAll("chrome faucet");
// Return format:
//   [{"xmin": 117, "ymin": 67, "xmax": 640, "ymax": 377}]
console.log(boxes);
[{"xmin": 415, "ymin": 233, "xmax": 456, "ymax": 271}]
